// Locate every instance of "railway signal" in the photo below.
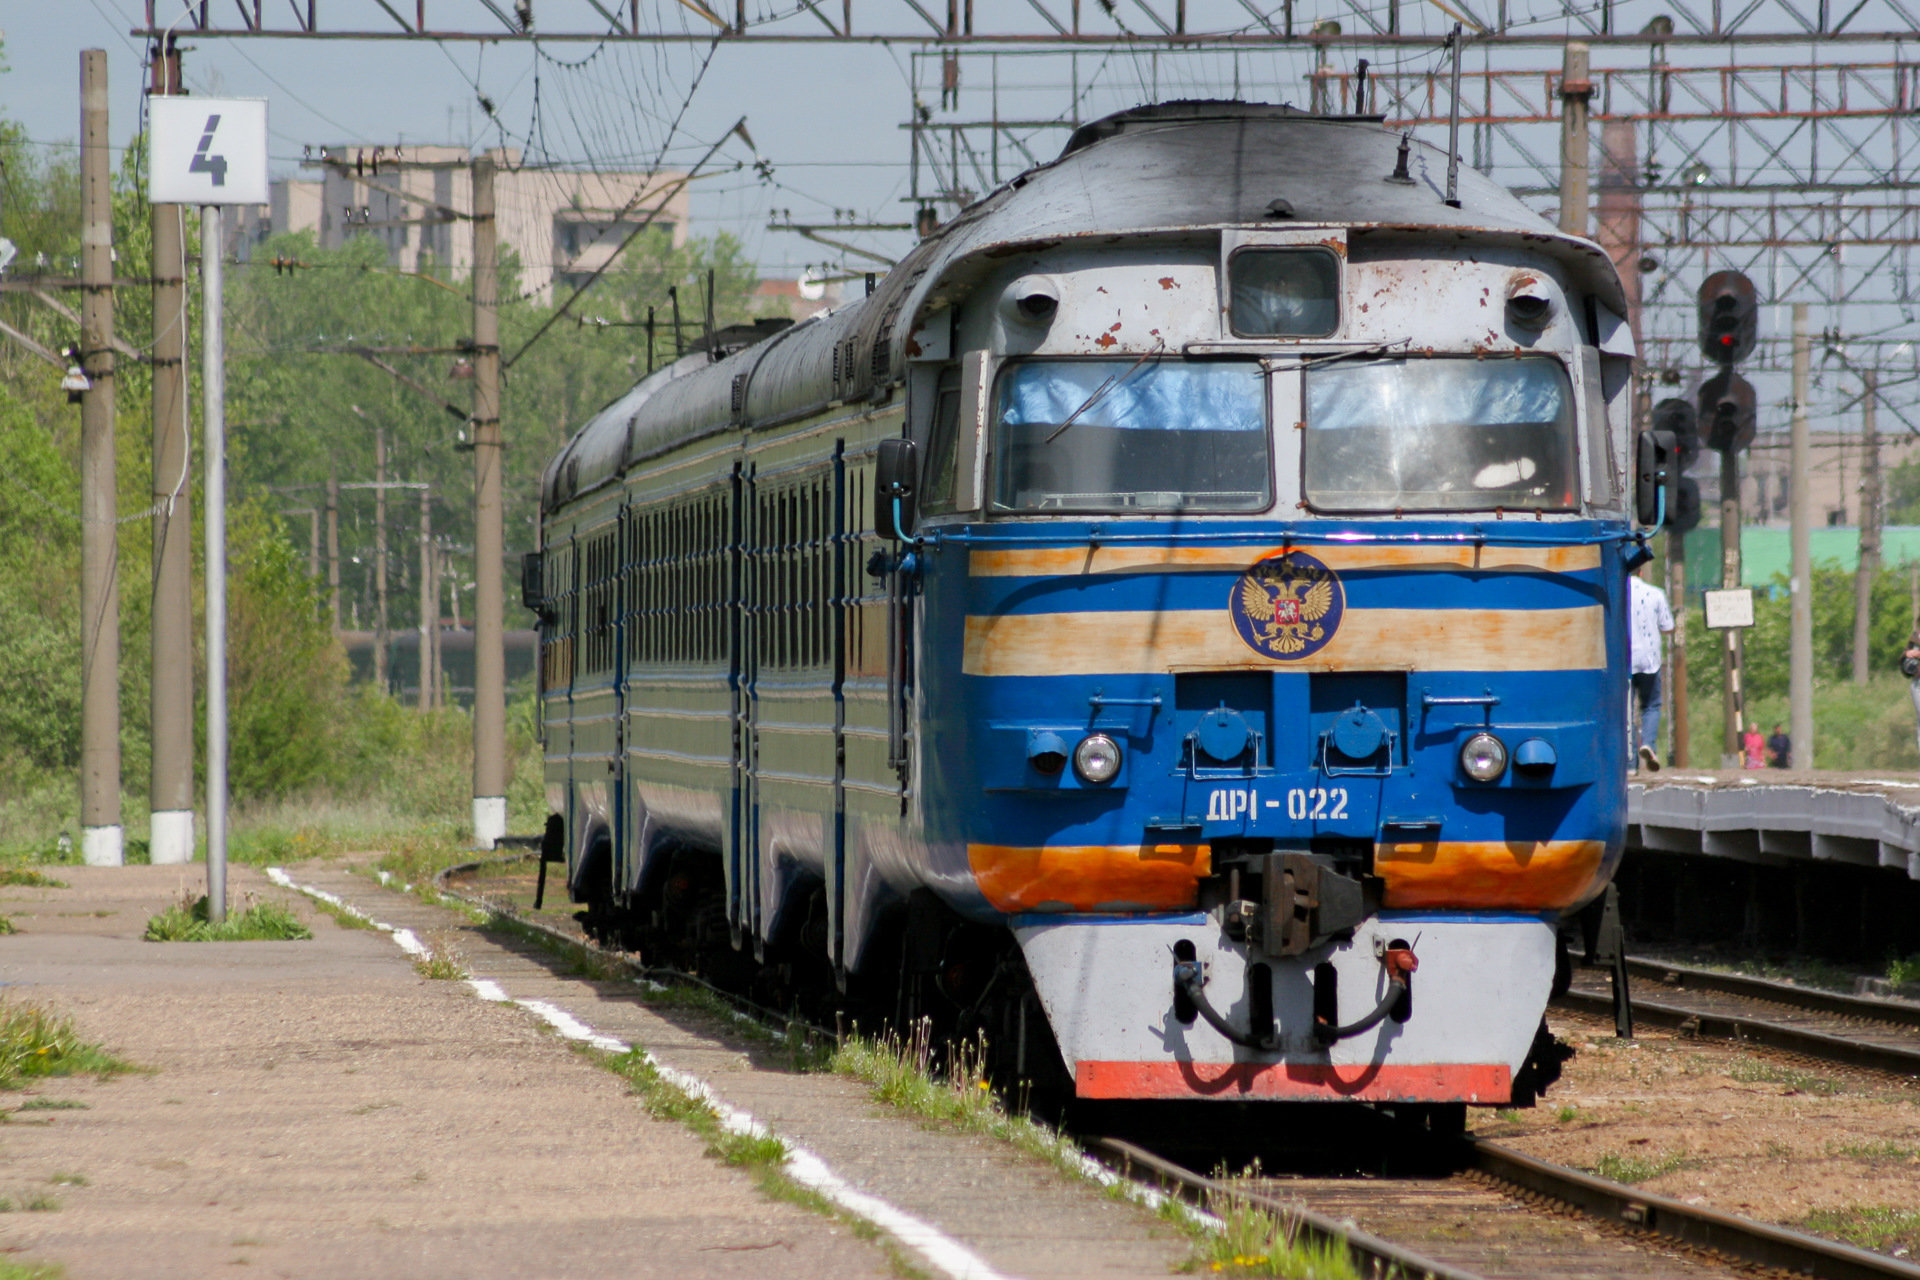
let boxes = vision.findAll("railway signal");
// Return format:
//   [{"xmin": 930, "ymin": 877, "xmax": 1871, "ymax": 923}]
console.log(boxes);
[
  {"xmin": 1697, "ymin": 270, "xmax": 1759, "ymax": 365},
  {"xmin": 1698, "ymin": 370, "xmax": 1758, "ymax": 453}
]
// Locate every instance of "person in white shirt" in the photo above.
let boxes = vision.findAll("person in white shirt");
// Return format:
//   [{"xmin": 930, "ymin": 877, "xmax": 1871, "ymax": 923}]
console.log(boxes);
[{"xmin": 1629, "ymin": 564, "xmax": 1675, "ymax": 772}]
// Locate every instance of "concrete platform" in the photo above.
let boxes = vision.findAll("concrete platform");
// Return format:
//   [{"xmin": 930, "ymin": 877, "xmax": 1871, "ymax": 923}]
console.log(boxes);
[
  {"xmin": 0, "ymin": 862, "xmax": 1189, "ymax": 1280},
  {"xmin": 1631, "ymin": 769, "xmax": 1920, "ymax": 880}
]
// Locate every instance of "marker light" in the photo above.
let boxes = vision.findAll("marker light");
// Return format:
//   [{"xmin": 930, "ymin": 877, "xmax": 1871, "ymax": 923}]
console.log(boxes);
[
  {"xmin": 1460, "ymin": 732, "xmax": 1508, "ymax": 783},
  {"xmin": 1073, "ymin": 733, "xmax": 1123, "ymax": 784}
]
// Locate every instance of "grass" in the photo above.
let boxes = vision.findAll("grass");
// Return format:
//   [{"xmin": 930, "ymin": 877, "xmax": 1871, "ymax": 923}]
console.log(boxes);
[
  {"xmin": 0, "ymin": 1196, "xmax": 60, "ymax": 1213},
  {"xmin": 0, "ymin": 1003, "xmax": 135, "ymax": 1088},
  {"xmin": 1197, "ymin": 1185, "xmax": 1362, "ymax": 1279},
  {"xmin": 47, "ymin": 1173, "xmax": 85, "ymax": 1187},
  {"xmin": 1591, "ymin": 1149, "xmax": 1690, "ymax": 1185},
  {"xmin": 0, "ymin": 869, "xmax": 65, "ymax": 889},
  {"xmin": 412, "ymin": 933, "xmax": 469, "ymax": 980},
  {"xmin": 1725, "ymin": 1056, "xmax": 1845, "ymax": 1096},
  {"xmin": 143, "ymin": 894, "xmax": 313, "ymax": 942},
  {"xmin": 15, "ymin": 1099, "xmax": 86, "ymax": 1112},
  {"xmin": 1803, "ymin": 1206, "xmax": 1920, "ymax": 1255},
  {"xmin": 1829, "ymin": 1139, "xmax": 1920, "ymax": 1162},
  {"xmin": 0, "ymin": 916, "xmax": 15, "ymax": 936},
  {"xmin": 0, "ymin": 1262, "xmax": 66, "ymax": 1279}
]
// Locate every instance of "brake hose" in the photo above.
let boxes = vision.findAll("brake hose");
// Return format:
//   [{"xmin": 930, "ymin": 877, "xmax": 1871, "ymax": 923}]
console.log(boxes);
[
  {"xmin": 1314, "ymin": 946, "xmax": 1418, "ymax": 1047},
  {"xmin": 1173, "ymin": 958, "xmax": 1275, "ymax": 1050},
  {"xmin": 1172, "ymin": 945, "xmax": 1418, "ymax": 1051}
]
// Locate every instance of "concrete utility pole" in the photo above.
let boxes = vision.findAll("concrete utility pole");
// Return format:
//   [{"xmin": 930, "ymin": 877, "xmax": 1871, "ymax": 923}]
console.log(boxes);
[
  {"xmin": 1853, "ymin": 370, "xmax": 1881, "ymax": 685},
  {"xmin": 418, "ymin": 486, "xmax": 433, "ymax": 712},
  {"xmin": 1557, "ymin": 42, "xmax": 1591, "ymax": 236},
  {"xmin": 1788, "ymin": 304, "xmax": 1814, "ymax": 767},
  {"xmin": 148, "ymin": 40, "xmax": 194, "ymax": 866},
  {"xmin": 203, "ymin": 201, "xmax": 230, "ymax": 923},
  {"xmin": 78, "ymin": 50, "xmax": 122, "ymax": 867},
  {"xmin": 471, "ymin": 155, "xmax": 507, "ymax": 849},
  {"xmin": 373, "ymin": 423, "xmax": 389, "ymax": 692},
  {"xmin": 326, "ymin": 468, "xmax": 341, "ymax": 633}
]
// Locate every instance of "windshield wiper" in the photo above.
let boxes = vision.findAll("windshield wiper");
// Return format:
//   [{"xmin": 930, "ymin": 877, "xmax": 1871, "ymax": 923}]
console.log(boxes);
[{"xmin": 1044, "ymin": 341, "xmax": 1165, "ymax": 443}]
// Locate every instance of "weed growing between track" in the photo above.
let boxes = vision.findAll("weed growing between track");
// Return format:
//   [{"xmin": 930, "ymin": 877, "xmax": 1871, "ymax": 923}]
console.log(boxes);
[
  {"xmin": 0, "ymin": 1004, "xmax": 134, "ymax": 1088},
  {"xmin": 1194, "ymin": 1179, "xmax": 1361, "ymax": 1280},
  {"xmin": 1801, "ymin": 1205, "xmax": 1920, "ymax": 1257},
  {"xmin": 143, "ymin": 895, "xmax": 313, "ymax": 942}
]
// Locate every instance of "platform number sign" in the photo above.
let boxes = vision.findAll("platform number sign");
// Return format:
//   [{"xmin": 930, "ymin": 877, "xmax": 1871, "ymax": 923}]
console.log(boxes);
[{"xmin": 148, "ymin": 98, "xmax": 268, "ymax": 206}]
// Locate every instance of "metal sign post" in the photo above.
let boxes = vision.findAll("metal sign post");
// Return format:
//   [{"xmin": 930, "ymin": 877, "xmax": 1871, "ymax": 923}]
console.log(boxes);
[{"xmin": 148, "ymin": 98, "xmax": 266, "ymax": 924}]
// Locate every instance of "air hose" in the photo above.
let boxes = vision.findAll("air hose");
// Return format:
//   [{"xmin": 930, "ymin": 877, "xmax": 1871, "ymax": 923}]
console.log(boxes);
[
  {"xmin": 1171, "ymin": 945, "xmax": 1417, "ymax": 1051},
  {"xmin": 1173, "ymin": 958, "xmax": 1275, "ymax": 1050}
]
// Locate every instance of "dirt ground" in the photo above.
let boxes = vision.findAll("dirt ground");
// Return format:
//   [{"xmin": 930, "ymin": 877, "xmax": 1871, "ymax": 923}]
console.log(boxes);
[{"xmin": 1477, "ymin": 1008, "xmax": 1920, "ymax": 1258}]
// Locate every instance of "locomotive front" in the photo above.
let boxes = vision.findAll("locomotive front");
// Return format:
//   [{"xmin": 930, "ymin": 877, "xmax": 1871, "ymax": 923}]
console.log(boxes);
[{"xmin": 899, "ymin": 106, "xmax": 1637, "ymax": 1106}]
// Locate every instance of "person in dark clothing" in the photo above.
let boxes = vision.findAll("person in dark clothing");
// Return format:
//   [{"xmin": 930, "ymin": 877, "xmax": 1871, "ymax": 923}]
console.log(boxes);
[{"xmin": 1766, "ymin": 724, "xmax": 1791, "ymax": 769}]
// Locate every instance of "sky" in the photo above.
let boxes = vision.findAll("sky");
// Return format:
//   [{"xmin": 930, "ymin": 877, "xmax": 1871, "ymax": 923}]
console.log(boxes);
[{"xmin": 4, "ymin": 2, "xmax": 946, "ymax": 277}]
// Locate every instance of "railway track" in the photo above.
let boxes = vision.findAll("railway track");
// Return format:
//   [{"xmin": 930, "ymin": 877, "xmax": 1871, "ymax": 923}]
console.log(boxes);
[
  {"xmin": 1560, "ymin": 958, "xmax": 1920, "ymax": 1078},
  {"xmin": 1095, "ymin": 1131, "xmax": 1920, "ymax": 1280},
  {"xmin": 440, "ymin": 856, "xmax": 1920, "ymax": 1280}
]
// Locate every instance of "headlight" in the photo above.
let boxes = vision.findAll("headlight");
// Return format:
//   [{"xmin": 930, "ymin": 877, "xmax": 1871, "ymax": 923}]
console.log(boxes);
[
  {"xmin": 1460, "ymin": 732, "xmax": 1508, "ymax": 782},
  {"xmin": 1073, "ymin": 733, "xmax": 1122, "ymax": 784}
]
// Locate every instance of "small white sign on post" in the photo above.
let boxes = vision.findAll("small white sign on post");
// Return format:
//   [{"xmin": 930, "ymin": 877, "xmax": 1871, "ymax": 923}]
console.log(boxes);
[
  {"xmin": 148, "ymin": 98, "xmax": 268, "ymax": 205},
  {"xmin": 1703, "ymin": 587, "xmax": 1756, "ymax": 630}
]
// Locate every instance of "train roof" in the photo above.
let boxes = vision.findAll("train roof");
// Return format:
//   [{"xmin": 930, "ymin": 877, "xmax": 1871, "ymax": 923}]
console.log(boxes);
[{"xmin": 544, "ymin": 100, "xmax": 1627, "ymax": 510}]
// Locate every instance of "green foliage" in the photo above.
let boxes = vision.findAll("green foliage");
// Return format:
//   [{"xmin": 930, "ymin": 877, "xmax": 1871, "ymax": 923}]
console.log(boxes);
[
  {"xmin": 1672, "ymin": 556, "xmax": 1920, "ymax": 767},
  {"xmin": 142, "ymin": 894, "xmax": 313, "ymax": 942},
  {"xmin": 0, "ymin": 1002, "xmax": 134, "ymax": 1088},
  {"xmin": 1590, "ymin": 1149, "xmax": 1689, "ymax": 1184},
  {"xmin": 1196, "ymin": 1189, "xmax": 1361, "ymax": 1279},
  {"xmin": 1802, "ymin": 1205, "xmax": 1920, "ymax": 1255},
  {"xmin": 0, "ymin": 870, "xmax": 66, "ymax": 889}
]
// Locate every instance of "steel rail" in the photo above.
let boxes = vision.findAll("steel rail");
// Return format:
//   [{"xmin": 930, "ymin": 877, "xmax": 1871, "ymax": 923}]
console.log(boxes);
[
  {"xmin": 1467, "ymin": 1138, "xmax": 1920, "ymax": 1280},
  {"xmin": 1100, "ymin": 1132, "xmax": 1920, "ymax": 1280},
  {"xmin": 1556, "ymin": 980, "xmax": 1920, "ymax": 1078},
  {"xmin": 1092, "ymin": 1135, "xmax": 1484, "ymax": 1280},
  {"xmin": 1618, "ymin": 957, "xmax": 1920, "ymax": 1029}
]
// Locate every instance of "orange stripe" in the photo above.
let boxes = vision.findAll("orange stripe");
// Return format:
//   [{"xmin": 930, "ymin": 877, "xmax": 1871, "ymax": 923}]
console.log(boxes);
[
  {"xmin": 961, "ymin": 606, "xmax": 1605, "ymax": 676},
  {"xmin": 969, "ymin": 543, "xmax": 1601, "ymax": 578},
  {"xmin": 1076, "ymin": 1060, "xmax": 1511, "ymax": 1102},
  {"xmin": 1375, "ymin": 839, "xmax": 1608, "ymax": 911},
  {"xmin": 968, "ymin": 842, "xmax": 1210, "ymax": 913}
]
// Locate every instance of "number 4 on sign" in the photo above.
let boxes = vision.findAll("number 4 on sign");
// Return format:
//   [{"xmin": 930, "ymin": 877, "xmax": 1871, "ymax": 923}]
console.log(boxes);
[{"xmin": 190, "ymin": 115, "xmax": 227, "ymax": 187}]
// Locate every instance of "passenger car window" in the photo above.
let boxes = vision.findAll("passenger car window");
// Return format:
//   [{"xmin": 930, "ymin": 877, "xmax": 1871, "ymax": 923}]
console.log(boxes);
[
  {"xmin": 1303, "ymin": 357, "xmax": 1577, "ymax": 512},
  {"xmin": 1229, "ymin": 249, "xmax": 1340, "ymax": 338},
  {"xmin": 992, "ymin": 359, "xmax": 1269, "ymax": 513}
]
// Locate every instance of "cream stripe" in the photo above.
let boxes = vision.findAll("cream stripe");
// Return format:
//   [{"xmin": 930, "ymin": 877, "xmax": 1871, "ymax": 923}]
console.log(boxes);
[
  {"xmin": 962, "ymin": 606, "xmax": 1605, "ymax": 676},
  {"xmin": 968, "ymin": 542, "xmax": 1602, "ymax": 578}
]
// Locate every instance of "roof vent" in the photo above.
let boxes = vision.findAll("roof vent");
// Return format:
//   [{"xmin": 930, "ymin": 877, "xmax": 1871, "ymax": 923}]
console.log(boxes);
[{"xmin": 1264, "ymin": 198, "xmax": 1295, "ymax": 219}]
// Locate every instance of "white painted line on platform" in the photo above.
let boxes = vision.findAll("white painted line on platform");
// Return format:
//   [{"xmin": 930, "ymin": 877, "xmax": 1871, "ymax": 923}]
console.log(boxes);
[{"xmin": 266, "ymin": 867, "xmax": 1019, "ymax": 1280}]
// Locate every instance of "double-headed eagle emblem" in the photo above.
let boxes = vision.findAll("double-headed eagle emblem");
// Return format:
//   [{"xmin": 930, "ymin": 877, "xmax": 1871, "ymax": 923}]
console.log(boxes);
[{"xmin": 1228, "ymin": 551, "xmax": 1344, "ymax": 660}]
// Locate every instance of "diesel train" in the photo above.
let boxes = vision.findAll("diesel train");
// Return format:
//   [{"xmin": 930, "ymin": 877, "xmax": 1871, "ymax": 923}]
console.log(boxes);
[{"xmin": 525, "ymin": 100, "xmax": 1652, "ymax": 1112}]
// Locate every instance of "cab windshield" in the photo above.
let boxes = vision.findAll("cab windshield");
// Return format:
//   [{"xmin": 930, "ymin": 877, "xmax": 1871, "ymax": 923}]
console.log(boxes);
[
  {"xmin": 992, "ymin": 358, "xmax": 1270, "ymax": 513},
  {"xmin": 1303, "ymin": 356, "xmax": 1578, "ymax": 511}
]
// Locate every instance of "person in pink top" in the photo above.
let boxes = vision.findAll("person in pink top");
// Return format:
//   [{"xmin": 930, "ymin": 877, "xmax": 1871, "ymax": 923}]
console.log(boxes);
[{"xmin": 1742, "ymin": 722, "xmax": 1766, "ymax": 769}]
